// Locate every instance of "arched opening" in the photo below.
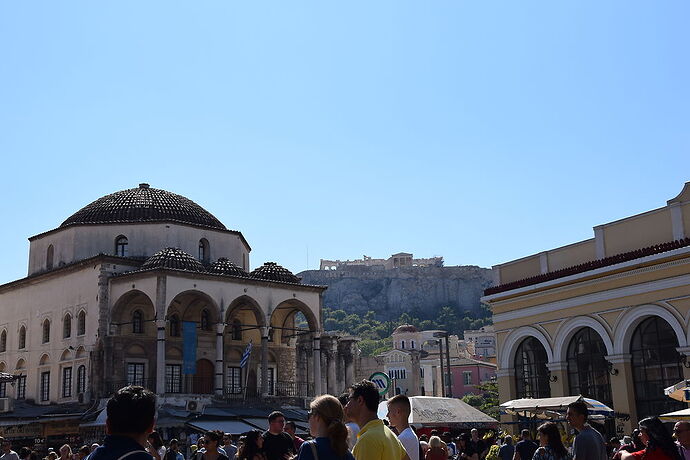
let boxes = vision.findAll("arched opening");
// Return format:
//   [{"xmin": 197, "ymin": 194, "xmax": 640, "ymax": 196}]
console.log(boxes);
[
  {"xmin": 42, "ymin": 319, "xmax": 51, "ymax": 344},
  {"xmin": 77, "ymin": 311, "xmax": 86, "ymax": 336},
  {"xmin": 115, "ymin": 236, "xmax": 128, "ymax": 257},
  {"xmin": 0, "ymin": 330, "xmax": 6, "ymax": 353},
  {"xmin": 567, "ymin": 327, "xmax": 612, "ymax": 406},
  {"xmin": 46, "ymin": 245, "xmax": 54, "ymax": 270},
  {"xmin": 110, "ymin": 290, "xmax": 155, "ymax": 339},
  {"xmin": 514, "ymin": 337, "xmax": 550, "ymax": 399},
  {"xmin": 631, "ymin": 316, "xmax": 685, "ymax": 419},
  {"xmin": 15, "ymin": 359, "xmax": 27, "ymax": 400},
  {"xmin": 63, "ymin": 313, "xmax": 72, "ymax": 339},
  {"xmin": 18, "ymin": 326, "xmax": 26, "ymax": 350},
  {"xmin": 198, "ymin": 239, "xmax": 210, "ymax": 263}
]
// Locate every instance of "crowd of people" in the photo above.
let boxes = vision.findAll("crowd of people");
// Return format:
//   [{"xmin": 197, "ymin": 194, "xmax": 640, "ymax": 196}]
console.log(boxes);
[{"xmin": 3, "ymin": 386, "xmax": 690, "ymax": 460}]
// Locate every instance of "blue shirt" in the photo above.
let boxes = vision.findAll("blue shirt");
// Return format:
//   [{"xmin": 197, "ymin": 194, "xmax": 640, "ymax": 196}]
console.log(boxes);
[{"xmin": 297, "ymin": 438, "xmax": 355, "ymax": 460}]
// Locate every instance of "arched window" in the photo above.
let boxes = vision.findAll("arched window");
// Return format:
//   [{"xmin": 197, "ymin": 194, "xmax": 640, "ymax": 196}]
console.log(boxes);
[
  {"xmin": 566, "ymin": 327, "xmax": 612, "ymax": 406},
  {"xmin": 47, "ymin": 245, "xmax": 54, "ymax": 270},
  {"xmin": 18, "ymin": 326, "xmax": 26, "ymax": 350},
  {"xmin": 200, "ymin": 309, "xmax": 211, "ymax": 331},
  {"xmin": 77, "ymin": 365, "xmax": 86, "ymax": 394},
  {"xmin": 42, "ymin": 319, "xmax": 51, "ymax": 344},
  {"xmin": 401, "ymin": 340, "xmax": 405, "ymax": 349},
  {"xmin": 63, "ymin": 313, "xmax": 72, "ymax": 339},
  {"xmin": 232, "ymin": 319, "xmax": 242, "ymax": 341},
  {"xmin": 514, "ymin": 337, "xmax": 550, "ymax": 399},
  {"xmin": 115, "ymin": 236, "xmax": 128, "ymax": 257},
  {"xmin": 132, "ymin": 310, "xmax": 143, "ymax": 334},
  {"xmin": 0, "ymin": 330, "xmax": 6, "ymax": 353},
  {"xmin": 631, "ymin": 317, "xmax": 685, "ymax": 419},
  {"xmin": 169, "ymin": 314, "xmax": 180, "ymax": 337},
  {"xmin": 77, "ymin": 311, "xmax": 86, "ymax": 336},
  {"xmin": 198, "ymin": 239, "xmax": 209, "ymax": 263}
]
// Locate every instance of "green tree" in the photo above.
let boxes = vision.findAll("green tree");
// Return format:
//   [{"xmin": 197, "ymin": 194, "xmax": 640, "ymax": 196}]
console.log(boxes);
[{"xmin": 461, "ymin": 380, "xmax": 499, "ymax": 418}]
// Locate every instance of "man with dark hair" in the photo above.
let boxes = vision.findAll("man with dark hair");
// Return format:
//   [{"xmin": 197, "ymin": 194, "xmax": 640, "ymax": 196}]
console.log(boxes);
[
  {"xmin": 345, "ymin": 380, "xmax": 409, "ymax": 460},
  {"xmin": 0, "ymin": 438, "xmax": 19, "ymax": 460},
  {"xmin": 262, "ymin": 411, "xmax": 294, "ymax": 460},
  {"xmin": 387, "ymin": 395, "xmax": 418, "ymax": 460},
  {"xmin": 89, "ymin": 386, "xmax": 156, "ymax": 460},
  {"xmin": 566, "ymin": 400, "xmax": 607, "ymax": 460},
  {"xmin": 284, "ymin": 422, "xmax": 304, "ymax": 452},
  {"xmin": 512, "ymin": 430, "xmax": 537, "ymax": 460},
  {"xmin": 339, "ymin": 392, "xmax": 360, "ymax": 450}
]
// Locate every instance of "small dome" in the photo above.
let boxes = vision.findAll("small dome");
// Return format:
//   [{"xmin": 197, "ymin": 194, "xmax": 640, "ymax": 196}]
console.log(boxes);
[
  {"xmin": 61, "ymin": 184, "xmax": 226, "ymax": 230},
  {"xmin": 141, "ymin": 248, "xmax": 205, "ymax": 272},
  {"xmin": 250, "ymin": 262, "xmax": 301, "ymax": 284},
  {"xmin": 393, "ymin": 324, "xmax": 418, "ymax": 334},
  {"xmin": 209, "ymin": 258, "xmax": 248, "ymax": 277}
]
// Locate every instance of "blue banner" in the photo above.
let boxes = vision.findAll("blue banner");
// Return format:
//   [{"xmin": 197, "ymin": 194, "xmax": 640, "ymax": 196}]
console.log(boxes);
[{"xmin": 183, "ymin": 321, "xmax": 197, "ymax": 374}]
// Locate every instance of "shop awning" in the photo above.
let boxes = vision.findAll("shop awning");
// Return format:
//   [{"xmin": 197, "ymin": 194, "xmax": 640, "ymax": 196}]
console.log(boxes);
[
  {"xmin": 659, "ymin": 408, "xmax": 690, "ymax": 422},
  {"xmin": 499, "ymin": 396, "xmax": 613, "ymax": 418},
  {"xmin": 187, "ymin": 419, "xmax": 258, "ymax": 435},
  {"xmin": 378, "ymin": 396, "xmax": 497, "ymax": 427}
]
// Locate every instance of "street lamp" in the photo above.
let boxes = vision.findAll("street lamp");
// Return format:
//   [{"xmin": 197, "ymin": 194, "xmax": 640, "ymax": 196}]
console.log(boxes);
[{"xmin": 433, "ymin": 331, "xmax": 453, "ymax": 398}]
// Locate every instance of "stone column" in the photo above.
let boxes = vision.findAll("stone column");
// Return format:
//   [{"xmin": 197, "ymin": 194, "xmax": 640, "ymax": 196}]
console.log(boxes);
[
  {"xmin": 313, "ymin": 335, "xmax": 322, "ymax": 396},
  {"xmin": 327, "ymin": 340, "xmax": 337, "ymax": 395},
  {"xmin": 546, "ymin": 361, "xmax": 569, "ymax": 397},
  {"xmin": 345, "ymin": 348, "xmax": 355, "ymax": 387},
  {"xmin": 154, "ymin": 276, "xmax": 167, "ymax": 395},
  {"xmin": 156, "ymin": 319, "xmax": 166, "ymax": 395},
  {"xmin": 215, "ymin": 320, "xmax": 224, "ymax": 396},
  {"xmin": 261, "ymin": 327, "xmax": 269, "ymax": 397},
  {"xmin": 606, "ymin": 354, "xmax": 636, "ymax": 434},
  {"xmin": 410, "ymin": 350, "xmax": 421, "ymax": 396},
  {"xmin": 497, "ymin": 368, "xmax": 518, "ymax": 435}
]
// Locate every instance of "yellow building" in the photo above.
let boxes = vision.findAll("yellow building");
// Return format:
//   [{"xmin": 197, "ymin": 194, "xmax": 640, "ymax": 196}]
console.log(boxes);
[{"xmin": 481, "ymin": 182, "xmax": 690, "ymax": 435}]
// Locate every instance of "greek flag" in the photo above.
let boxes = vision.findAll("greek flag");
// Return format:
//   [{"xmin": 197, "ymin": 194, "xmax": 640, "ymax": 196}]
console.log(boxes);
[{"xmin": 240, "ymin": 340, "xmax": 252, "ymax": 368}]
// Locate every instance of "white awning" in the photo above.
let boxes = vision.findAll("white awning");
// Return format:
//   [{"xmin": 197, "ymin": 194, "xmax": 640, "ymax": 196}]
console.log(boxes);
[
  {"xmin": 378, "ymin": 396, "xmax": 497, "ymax": 426},
  {"xmin": 187, "ymin": 419, "xmax": 259, "ymax": 435}
]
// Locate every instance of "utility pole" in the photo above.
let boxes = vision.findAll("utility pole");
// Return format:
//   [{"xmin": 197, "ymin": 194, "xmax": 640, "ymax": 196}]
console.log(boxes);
[{"xmin": 437, "ymin": 339, "xmax": 445, "ymax": 397}]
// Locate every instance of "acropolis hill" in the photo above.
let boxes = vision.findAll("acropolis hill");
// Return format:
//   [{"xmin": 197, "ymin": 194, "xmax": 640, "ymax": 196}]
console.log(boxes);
[{"xmin": 298, "ymin": 253, "xmax": 493, "ymax": 321}]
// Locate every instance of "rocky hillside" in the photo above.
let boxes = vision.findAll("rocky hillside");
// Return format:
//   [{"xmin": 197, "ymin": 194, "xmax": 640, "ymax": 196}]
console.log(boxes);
[{"xmin": 297, "ymin": 265, "xmax": 493, "ymax": 321}]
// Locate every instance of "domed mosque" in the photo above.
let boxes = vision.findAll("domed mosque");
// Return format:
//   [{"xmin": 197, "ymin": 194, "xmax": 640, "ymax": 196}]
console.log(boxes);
[{"xmin": 0, "ymin": 184, "xmax": 359, "ymax": 419}]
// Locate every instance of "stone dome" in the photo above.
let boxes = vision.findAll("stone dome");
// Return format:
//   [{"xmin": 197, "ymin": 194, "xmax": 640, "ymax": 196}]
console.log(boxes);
[
  {"xmin": 209, "ymin": 258, "xmax": 248, "ymax": 277},
  {"xmin": 141, "ymin": 248, "xmax": 205, "ymax": 272},
  {"xmin": 250, "ymin": 262, "xmax": 301, "ymax": 284},
  {"xmin": 61, "ymin": 183, "xmax": 226, "ymax": 230},
  {"xmin": 392, "ymin": 324, "xmax": 418, "ymax": 334}
]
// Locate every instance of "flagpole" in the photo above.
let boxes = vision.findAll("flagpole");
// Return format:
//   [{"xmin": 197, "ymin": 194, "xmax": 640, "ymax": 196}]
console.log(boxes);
[{"xmin": 242, "ymin": 340, "xmax": 252, "ymax": 402}]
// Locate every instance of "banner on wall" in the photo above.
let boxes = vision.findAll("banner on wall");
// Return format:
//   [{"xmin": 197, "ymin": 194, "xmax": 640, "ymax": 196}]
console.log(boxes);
[{"xmin": 183, "ymin": 321, "xmax": 197, "ymax": 374}]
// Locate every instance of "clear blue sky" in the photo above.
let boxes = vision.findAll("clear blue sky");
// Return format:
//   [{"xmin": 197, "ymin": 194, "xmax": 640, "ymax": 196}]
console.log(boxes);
[{"xmin": 1, "ymin": 2, "xmax": 688, "ymax": 285}]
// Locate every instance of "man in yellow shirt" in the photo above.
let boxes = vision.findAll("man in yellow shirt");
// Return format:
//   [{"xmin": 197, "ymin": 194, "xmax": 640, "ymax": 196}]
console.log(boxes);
[{"xmin": 345, "ymin": 380, "xmax": 410, "ymax": 460}]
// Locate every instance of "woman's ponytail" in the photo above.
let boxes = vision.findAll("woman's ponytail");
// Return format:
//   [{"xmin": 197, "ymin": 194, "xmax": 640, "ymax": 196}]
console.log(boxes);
[{"xmin": 326, "ymin": 419, "xmax": 349, "ymax": 458}]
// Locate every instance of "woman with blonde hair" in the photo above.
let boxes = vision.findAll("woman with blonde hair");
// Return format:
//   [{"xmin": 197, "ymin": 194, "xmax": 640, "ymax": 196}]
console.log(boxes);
[
  {"xmin": 425, "ymin": 436, "xmax": 447, "ymax": 460},
  {"xmin": 297, "ymin": 395, "xmax": 354, "ymax": 460}
]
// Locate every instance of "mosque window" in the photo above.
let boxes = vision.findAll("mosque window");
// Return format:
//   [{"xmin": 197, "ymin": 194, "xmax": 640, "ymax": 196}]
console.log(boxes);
[
  {"xmin": 631, "ymin": 316, "xmax": 685, "ymax": 419},
  {"xmin": 42, "ymin": 319, "xmax": 51, "ymax": 343},
  {"xmin": 40, "ymin": 371, "xmax": 50, "ymax": 401},
  {"xmin": 62, "ymin": 366, "xmax": 72, "ymax": 398},
  {"xmin": 0, "ymin": 330, "xmax": 6, "ymax": 353},
  {"xmin": 514, "ymin": 337, "xmax": 550, "ymax": 399},
  {"xmin": 77, "ymin": 365, "xmax": 86, "ymax": 394},
  {"xmin": 200, "ymin": 309, "xmax": 211, "ymax": 331},
  {"xmin": 232, "ymin": 319, "xmax": 242, "ymax": 341},
  {"xmin": 169, "ymin": 314, "xmax": 180, "ymax": 337},
  {"xmin": 132, "ymin": 310, "xmax": 144, "ymax": 334},
  {"xmin": 115, "ymin": 236, "xmax": 128, "ymax": 257},
  {"xmin": 77, "ymin": 311, "xmax": 86, "ymax": 336},
  {"xmin": 401, "ymin": 340, "xmax": 405, "ymax": 349},
  {"xmin": 18, "ymin": 326, "xmax": 26, "ymax": 350},
  {"xmin": 46, "ymin": 245, "xmax": 54, "ymax": 270},
  {"xmin": 199, "ymin": 239, "xmax": 209, "ymax": 263},
  {"xmin": 63, "ymin": 313, "xmax": 72, "ymax": 339}
]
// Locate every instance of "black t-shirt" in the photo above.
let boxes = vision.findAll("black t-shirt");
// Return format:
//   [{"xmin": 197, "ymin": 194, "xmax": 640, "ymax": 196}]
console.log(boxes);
[
  {"xmin": 470, "ymin": 440, "xmax": 486, "ymax": 456},
  {"xmin": 515, "ymin": 440, "xmax": 538, "ymax": 460},
  {"xmin": 458, "ymin": 444, "xmax": 477, "ymax": 459},
  {"xmin": 262, "ymin": 432, "xmax": 294, "ymax": 460}
]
